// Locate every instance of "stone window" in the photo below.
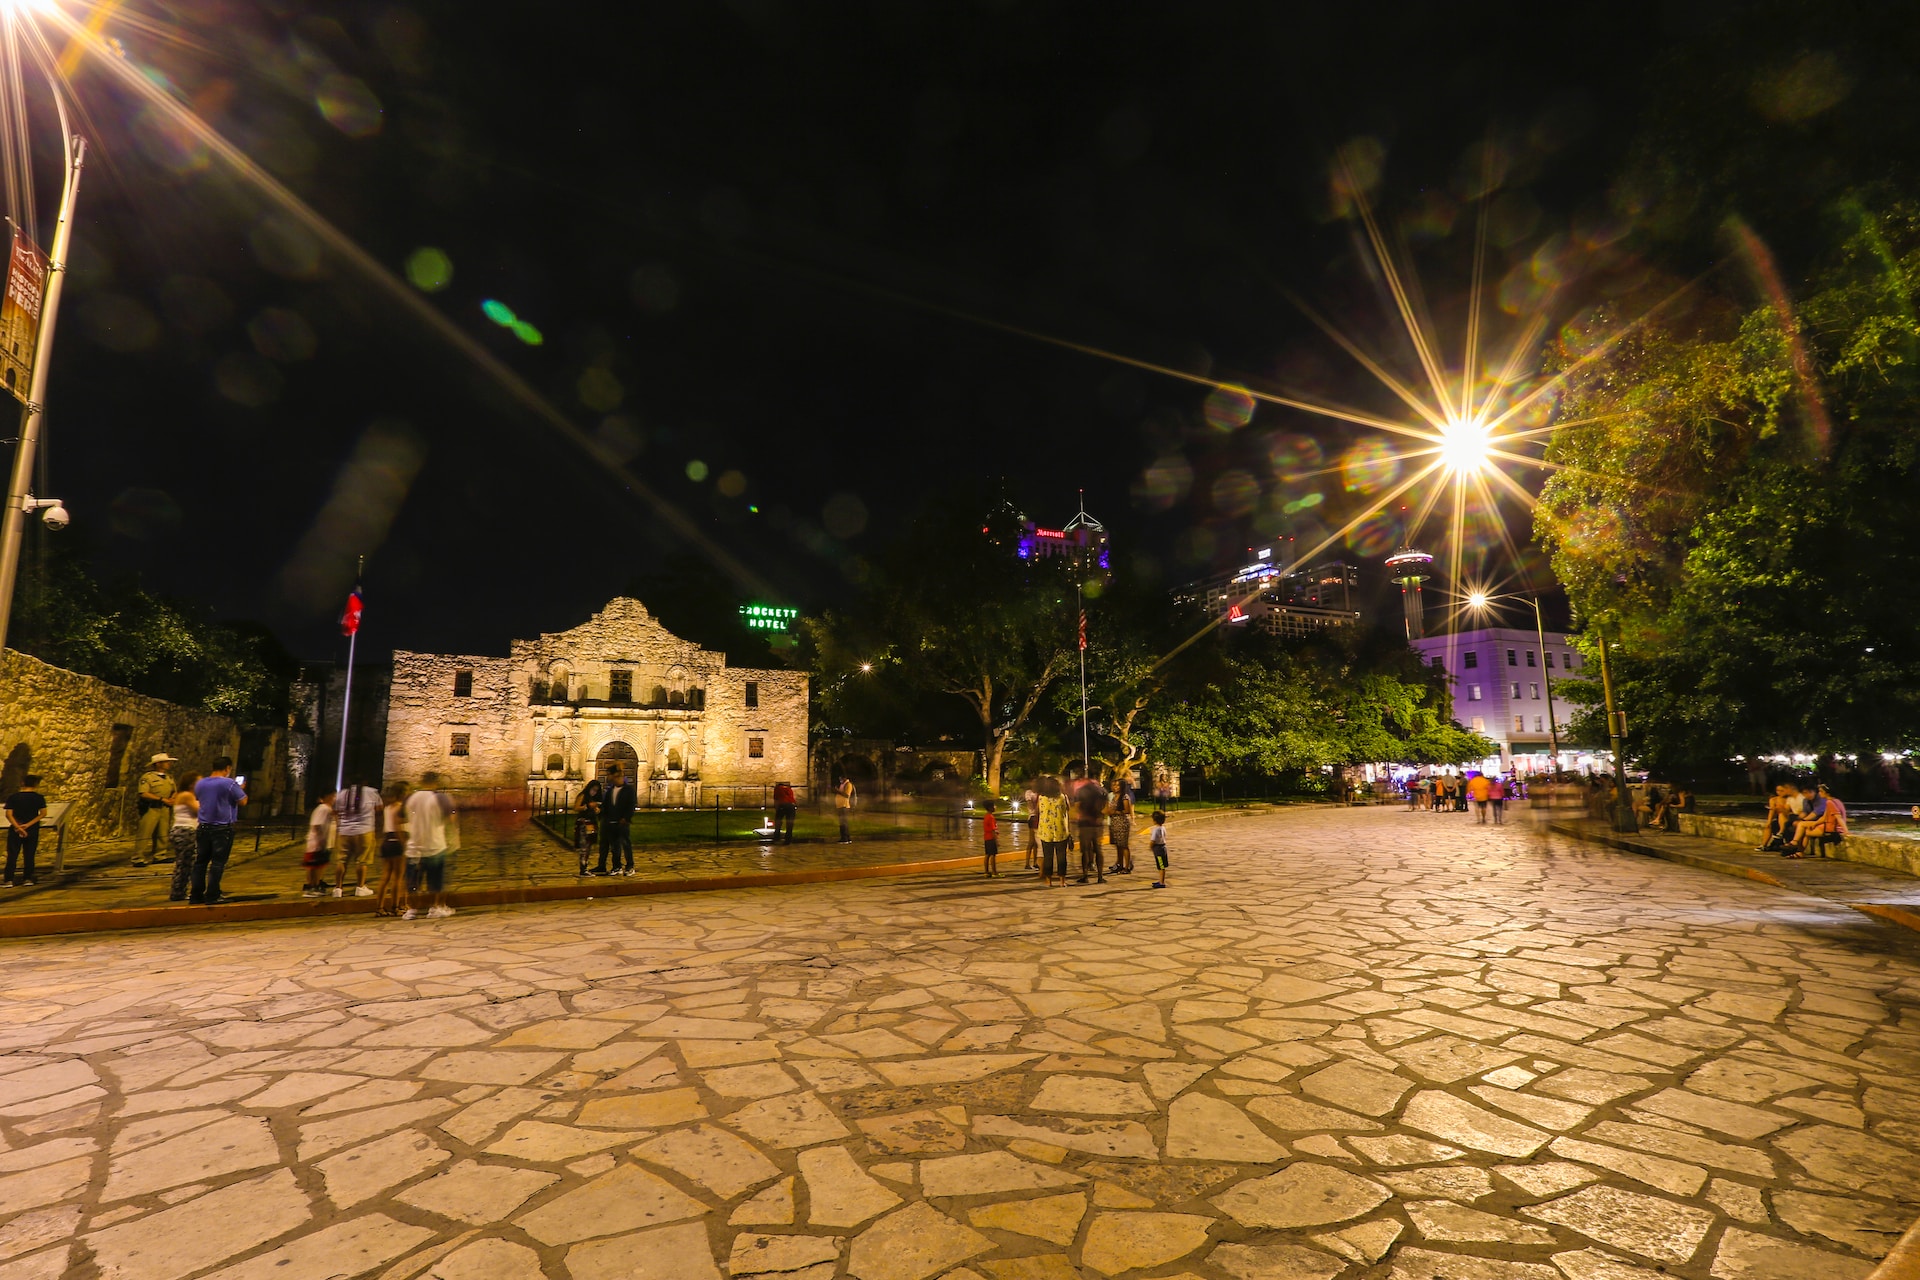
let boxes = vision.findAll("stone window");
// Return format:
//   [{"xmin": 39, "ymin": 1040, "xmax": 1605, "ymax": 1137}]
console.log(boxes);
[
  {"xmin": 610, "ymin": 671, "xmax": 632, "ymax": 703},
  {"xmin": 1514, "ymin": 716, "xmax": 1525, "ymax": 733},
  {"xmin": 531, "ymin": 679, "xmax": 550, "ymax": 703},
  {"xmin": 1525, "ymin": 650, "xmax": 1536, "ymax": 667},
  {"xmin": 744, "ymin": 681, "xmax": 759, "ymax": 709},
  {"xmin": 105, "ymin": 724, "xmax": 132, "ymax": 788},
  {"xmin": 1467, "ymin": 684, "xmax": 1482, "ymax": 701},
  {"xmin": 449, "ymin": 733, "xmax": 471, "ymax": 757},
  {"xmin": 453, "ymin": 670, "xmax": 473, "ymax": 698},
  {"xmin": 546, "ymin": 753, "xmax": 565, "ymax": 774},
  {"xmin": 747, "ymin": 737, "xmax": 765, "ymax": 759},
  {"xmin": 1463, "ymin": 651, "xmax": 1479, "ymax": 669},
  {"xmin": 1506, "ymin": 649, "xmax": 1518, "ymax": 666}
]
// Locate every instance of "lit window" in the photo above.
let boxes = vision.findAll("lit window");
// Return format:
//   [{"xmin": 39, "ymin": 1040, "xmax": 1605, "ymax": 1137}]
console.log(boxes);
[
  {"xmin": 1530, "ymin": 683, "xmax": 1540, "ymax": 699},
  {"xmin": 1514, "ymin": 716, "xmax": 1525, "ymax": 733},
  {"xmin": 747, "ymin": 737, "xmax": 765, "ymax": 759},
  {"xmin": 1507, "ymin": 649, "xmax": 1518, "ymax": 666},
  {"xmin": 609, "ymin": 671, "xmax": 632, "ymax": 703},
  {"xmin": 449, "ymin": 733, "xmax": 470, "ymax": 757},
  {"xmin": 1470, "ymin": 717, "xmax": 1485, "ymax": 732},
  {"xmin": 453, "ymin": 670, "xmax": 472, "ymax": 698},
  {"xmin": 1464, "ymin": 651, "xmax": 1479, "ymax": 669},
  {"xmin": 1511, "ymin": 682, "xmax": 1522, "ymax": 699},
  {"xmin": 1467, "ymin": 684, "xmax": 1483, "ymax": 701},
  {"xmin": 1525, "ymin": 650, "xmax": 1536, "ymax": 667},
  {"xmin": 745, "ymin": 681, "xmax": 759, "ymax": 709}
]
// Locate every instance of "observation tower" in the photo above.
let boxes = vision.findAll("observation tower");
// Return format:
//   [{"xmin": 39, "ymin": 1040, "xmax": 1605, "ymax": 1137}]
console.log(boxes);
[{"xmin": 1385, "ymin": 545, "xmax": 1434, "ymax": 640}]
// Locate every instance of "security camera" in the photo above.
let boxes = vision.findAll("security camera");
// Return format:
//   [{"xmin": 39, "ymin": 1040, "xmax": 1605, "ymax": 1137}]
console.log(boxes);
[{"xmin": 21, "ymin": 495, "xmax": 67, "ymax": 530}]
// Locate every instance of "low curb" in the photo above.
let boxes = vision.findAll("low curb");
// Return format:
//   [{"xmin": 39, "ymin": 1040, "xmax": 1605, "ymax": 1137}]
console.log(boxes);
[
  {"xmin": 0, "ymin": 804, "xmax": 1267, "ymax": 940},
  {"xmin": 1548, "ymin": 821, "xmax": 1920, "ymax": 937}
]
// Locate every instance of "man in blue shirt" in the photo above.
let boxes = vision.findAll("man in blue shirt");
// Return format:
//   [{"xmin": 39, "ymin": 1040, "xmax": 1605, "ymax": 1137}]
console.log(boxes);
[{"xmin": 186, "ymin": 757, "xmax": 247, "ymax": 905}]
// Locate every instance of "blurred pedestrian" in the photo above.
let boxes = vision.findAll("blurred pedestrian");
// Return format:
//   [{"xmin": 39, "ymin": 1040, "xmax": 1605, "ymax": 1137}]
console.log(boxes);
[
  {"xmin": 1468, "ymin": 771, "xmax": 1492, "ymax": 823},
  {"xmin": 333, "ymin": 777, "xmax": 382, "ymax": 898},
  {"xmin": 189, "ymin": 758, "xmax": 247, "ymax": 905},
  {"xmin": 133, "ymin": 753, "xmax": 177, "ymax": 867},
  {"xmin": 403, "ymin": 772, "xmax": 457, "ymax": 918},
  {"xmin": 1108, "ymin": 777, "xmax": 1136, "ymax": 875},
  {"xmin": 166, "ymin": 772, "xmax": 201, "ymax": 901},
  {"xmin": 1023, "ymin": 784, "xmax": 1040, "ymax": 870},
  {"xmin": 1072, "ymin": 771, "xmax": 1108, "ymax": 884},
  {"xmin": 981, "ymin": 801, "xmax": 999, "ymax": 877},
  {"xmin": 1036, "ymin": 776, "xmax": 1070, "ymax": 888},
  {"xmin": 302, "ymin": 789, "xmax": 336, "ymax": 897},
  {"xmin": 1489, "ymin": 775, "xmax": 1506, "ymax": 825},
  {"xmin": 375, "ymin": 781, "xmax": 409, "ymax": 917},
  {"xmin": 834, "ymin": 775, "xmax": 855, "ymax": 843},
  {"xmin": 4, "ymin": 775, "xmax": 45, "ymax": 887},
  {"xmin": 773, "ymin": 780, "xmax": 798, "ymax": 843},
  {"xmin": 1149, "ymin": 810, "xmax": 1170, "ymax": 888}
]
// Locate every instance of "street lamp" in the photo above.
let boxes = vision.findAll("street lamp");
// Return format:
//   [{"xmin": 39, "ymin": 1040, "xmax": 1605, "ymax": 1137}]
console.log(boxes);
[
  {"xmin": 1525, "ymin": 596, "xmax": 1562, "ymax": 775},
  {"xmin": 0, "ymin": 58, "xmax": 82, "ymax": 651},
  {"xmin": 1592, "ymin": 624, "xmax": 1638, "ymax": 833}
]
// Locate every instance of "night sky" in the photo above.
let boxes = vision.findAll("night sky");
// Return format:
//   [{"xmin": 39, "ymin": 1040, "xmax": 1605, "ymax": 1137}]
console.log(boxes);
[{"xmin": 21, "ymin": 0, "xmax": 1673, "ymax": 666}]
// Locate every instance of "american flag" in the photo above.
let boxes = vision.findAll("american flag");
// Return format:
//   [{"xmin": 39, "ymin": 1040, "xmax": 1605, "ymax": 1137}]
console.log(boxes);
[
  {"xmin": 1078, "ymin": 609, "xmax": 1086, "ymax": 652},
  {"xmin": 340, "ymin": 584, "xmax": 364, "ymax": 637}
]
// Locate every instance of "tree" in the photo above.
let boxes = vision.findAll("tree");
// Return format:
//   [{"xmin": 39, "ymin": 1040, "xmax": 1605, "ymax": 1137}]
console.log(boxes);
[
  {"xmin": 11, "ymin": 539, "xmax": 295, "ymax": 724},
  {"xmin": 1536, "ymin": 200, "xmax": 1920, "ymax": 771}
]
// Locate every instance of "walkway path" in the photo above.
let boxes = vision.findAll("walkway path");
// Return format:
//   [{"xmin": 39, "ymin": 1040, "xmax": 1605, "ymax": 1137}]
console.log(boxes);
[{"xmin": 3, "ymin": 806, "xmax": 1917, "ymax": 1280}]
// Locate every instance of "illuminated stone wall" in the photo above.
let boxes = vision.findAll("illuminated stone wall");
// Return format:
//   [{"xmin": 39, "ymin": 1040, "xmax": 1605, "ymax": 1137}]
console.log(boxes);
[
  {"xmin": 0, "ymin": 648, "xmax": 243, "ymax": 840},
  {"xmin": 384, "ymin": 598, "xmax": 809, "ymax": 806}
]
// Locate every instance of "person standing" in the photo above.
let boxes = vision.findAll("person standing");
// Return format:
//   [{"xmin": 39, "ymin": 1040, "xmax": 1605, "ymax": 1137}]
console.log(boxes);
[
  {"xmin": 165, "ymin": 773, "xmax": 201, "ymax": 901},
  {"xmin": 1023, "ymin": 784, "xmax": 1040, "ymax": 871},
  {"xmin": 403, "ymin": 772, "xmax": 457, "ymax": 918},
  {"xmin": 332, "ymin": 777, "xmax": 382, "ymax": 898},
  {"xmin": 834, "ymin": 775, "xmax": 855, "ymax": 843},
  {"xmin": 773, "ymin": 780, "xmax": 798, "ymax": 844},
  {"xmin": 302, "ymin": 790, "xmax": 336, "ymax": 898},
  {"xmin": 981, "ymin": 802, "xmax": 999, "ymax": 877},
  {"xmin": 1036, "ymin": 776, "xmax": 1071, "ymax": 888},
  {"xmin": 4, "ymin": 775, "xmax": 46, "ymax": 887},
  {"xmin": 573, "ymin": 775, "xmax": 604, "ymax": 874},
  {"xmin": 374, "ymin": 781, "xmax": 410, "ymax": 917},
  {"xmin": 1072, "ymin": 772, "xmax": 1108, "ymax": 884},
  {"xmin": 1489, "ymin": 775, "xmax": 1507, "ymax": 825},
  {"xmin": 134, "ymin": 753, "xmax": 177, "ymax": 867},
  {"xmin": 1108, "ymin": 779, "xmax": 1136, "ymax": 875},
  {"xmin": 593, "ymin": 766, "xmax": 636, "ymax": 876},
  {"xmin": 189, "ymin": 757, "xmax": 247, "ymax": 905}
]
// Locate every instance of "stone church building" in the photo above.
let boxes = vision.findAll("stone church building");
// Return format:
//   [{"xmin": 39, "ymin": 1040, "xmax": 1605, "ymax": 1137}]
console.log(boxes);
[{"xmin": 383, "ymin": 598, "xmax": 808, "ymax": 807}]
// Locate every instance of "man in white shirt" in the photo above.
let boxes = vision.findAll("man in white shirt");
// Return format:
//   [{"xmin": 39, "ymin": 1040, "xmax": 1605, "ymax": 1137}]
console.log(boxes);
[
  {"xmin": 332, "ymin": 777, "xmax": 383, "ymax": 899},
  {"xmin": 402, "ymin": 773, "xmax": 458, "ymax": 919}
]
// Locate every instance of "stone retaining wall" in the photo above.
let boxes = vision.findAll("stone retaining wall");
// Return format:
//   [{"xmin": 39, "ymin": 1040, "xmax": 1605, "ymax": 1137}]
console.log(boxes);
[
  {"xmin": 1679, "ymin": 812, "xmax": 1920, "ymax": 876},
  {"xmin": 0, "ymin": 649, "xmax": 243, "ymax": 841}
]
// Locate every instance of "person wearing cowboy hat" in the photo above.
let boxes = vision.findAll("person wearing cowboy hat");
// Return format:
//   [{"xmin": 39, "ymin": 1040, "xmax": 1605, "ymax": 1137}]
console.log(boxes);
[{"xmin": 134, "ymin": 753, "xmax": 178, "ymax": 867}]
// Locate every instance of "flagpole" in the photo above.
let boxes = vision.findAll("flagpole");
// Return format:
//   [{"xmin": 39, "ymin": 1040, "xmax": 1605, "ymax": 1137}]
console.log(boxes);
[{"xmin": 334, "ymin": 555, "xmax": 363, "ymax": 793}]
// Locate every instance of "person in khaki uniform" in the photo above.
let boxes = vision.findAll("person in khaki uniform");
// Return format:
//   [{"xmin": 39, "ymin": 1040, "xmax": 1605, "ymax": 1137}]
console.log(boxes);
[{"xmin": 134, "ymin": 754, "xmax": 177, "ymax": 867}]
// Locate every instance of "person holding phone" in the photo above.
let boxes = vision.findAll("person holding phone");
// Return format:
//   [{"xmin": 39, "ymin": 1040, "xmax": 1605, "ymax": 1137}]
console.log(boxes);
[{"xmin": 189, "ymin": 757, "xmax": 247, "ymax": 905}]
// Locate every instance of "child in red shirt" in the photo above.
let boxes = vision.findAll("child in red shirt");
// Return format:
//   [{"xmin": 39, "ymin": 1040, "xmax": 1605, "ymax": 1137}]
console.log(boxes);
[{"xmin": 982, "ymin": 805, "xmax": 1000, "ymax": 878}]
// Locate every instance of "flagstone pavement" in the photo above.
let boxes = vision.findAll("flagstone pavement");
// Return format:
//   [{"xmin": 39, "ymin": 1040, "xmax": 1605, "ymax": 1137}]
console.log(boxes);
[{"xmin": 3, "ymin": 805, "xmax": 1919, "ymax": 1280}]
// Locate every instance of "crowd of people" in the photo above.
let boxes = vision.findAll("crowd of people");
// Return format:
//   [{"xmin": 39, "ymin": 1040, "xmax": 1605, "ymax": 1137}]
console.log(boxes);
[
  {"xmin": 1758, "ymin": 780, "xmax": 1849, "ymax": 857},
  {"xmin": 1403, "ymin": 770, "xmax": 1522, "ymax": 824},
  {"xmin": 1013, "ymin": 768, "xmax": 1168, "ymax": 889}
]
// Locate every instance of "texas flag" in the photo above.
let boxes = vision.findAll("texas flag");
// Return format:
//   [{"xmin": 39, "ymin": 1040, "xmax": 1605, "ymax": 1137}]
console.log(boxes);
[{"xmin": 340, "ymin": 584, "xmax": 364, "ymax": 637}]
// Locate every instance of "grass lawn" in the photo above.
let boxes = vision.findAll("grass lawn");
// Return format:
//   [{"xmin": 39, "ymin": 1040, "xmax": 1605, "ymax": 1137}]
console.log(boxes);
[{"xmin": 537, "ymin": 806, "xmax": 977, "ymax": 848}]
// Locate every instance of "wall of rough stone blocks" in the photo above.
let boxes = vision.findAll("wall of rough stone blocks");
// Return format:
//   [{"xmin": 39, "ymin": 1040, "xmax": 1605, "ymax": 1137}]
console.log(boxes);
[{"xmin": 0, "ymin": 648, "xmax": 243, "ymax": 840}]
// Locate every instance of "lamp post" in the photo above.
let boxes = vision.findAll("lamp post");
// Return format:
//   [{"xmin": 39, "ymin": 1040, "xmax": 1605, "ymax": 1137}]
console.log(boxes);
[
  {"xmin": 1592, "ymin": 624, "xmax": 1638, "ymax": 833},
  {"xmin": 1527, "ymin": 596, "xmax": 1562, "ymax": 775},
  {"xmin": 0, "ymin": 122, "xmax": 84, "ymax": 652}
]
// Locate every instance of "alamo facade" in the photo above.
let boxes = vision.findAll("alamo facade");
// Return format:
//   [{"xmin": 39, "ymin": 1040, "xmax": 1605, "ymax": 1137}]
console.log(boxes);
[{"xmin": 383, "ymin": 598, "xmax": 808, "ymax": 807}]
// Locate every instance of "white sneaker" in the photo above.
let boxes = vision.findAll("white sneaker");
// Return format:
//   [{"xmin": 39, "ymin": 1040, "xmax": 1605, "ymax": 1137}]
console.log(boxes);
[
  {"xmin": 354, "ymin": 886, "xmax": 374, "ymax": 897},
  {"xmin": 401, "ymin": 908, "xmax": 418, "ymax": 920},
  {"xmin": 428, "ymin": 905, "xmax": 455, "ymax": 918},
  {"xmin": 329, "ymin": 887, "xmax": 344, "ymax": 898}
]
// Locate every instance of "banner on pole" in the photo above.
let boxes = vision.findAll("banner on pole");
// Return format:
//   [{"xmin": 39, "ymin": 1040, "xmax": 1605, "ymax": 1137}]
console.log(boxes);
[{"xmin": 0, "ymin": 224, "xmax": 47, "ymax": 403}]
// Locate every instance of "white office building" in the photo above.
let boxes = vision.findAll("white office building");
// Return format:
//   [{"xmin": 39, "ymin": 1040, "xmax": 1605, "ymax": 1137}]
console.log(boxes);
[{"xmin": 1410, "ymin": 626, "xmax": 1602, "ymax": 774}]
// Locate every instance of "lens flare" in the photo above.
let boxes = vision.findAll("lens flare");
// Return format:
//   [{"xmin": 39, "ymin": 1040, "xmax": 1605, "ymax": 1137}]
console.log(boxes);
[
  {"xmin": 1438, "ymin": 416, "xmax": 1492, "ymax": 474},
  {"xmin": 1203, "ymin": 385, "xmax": 1256, "ymax": 432}
]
